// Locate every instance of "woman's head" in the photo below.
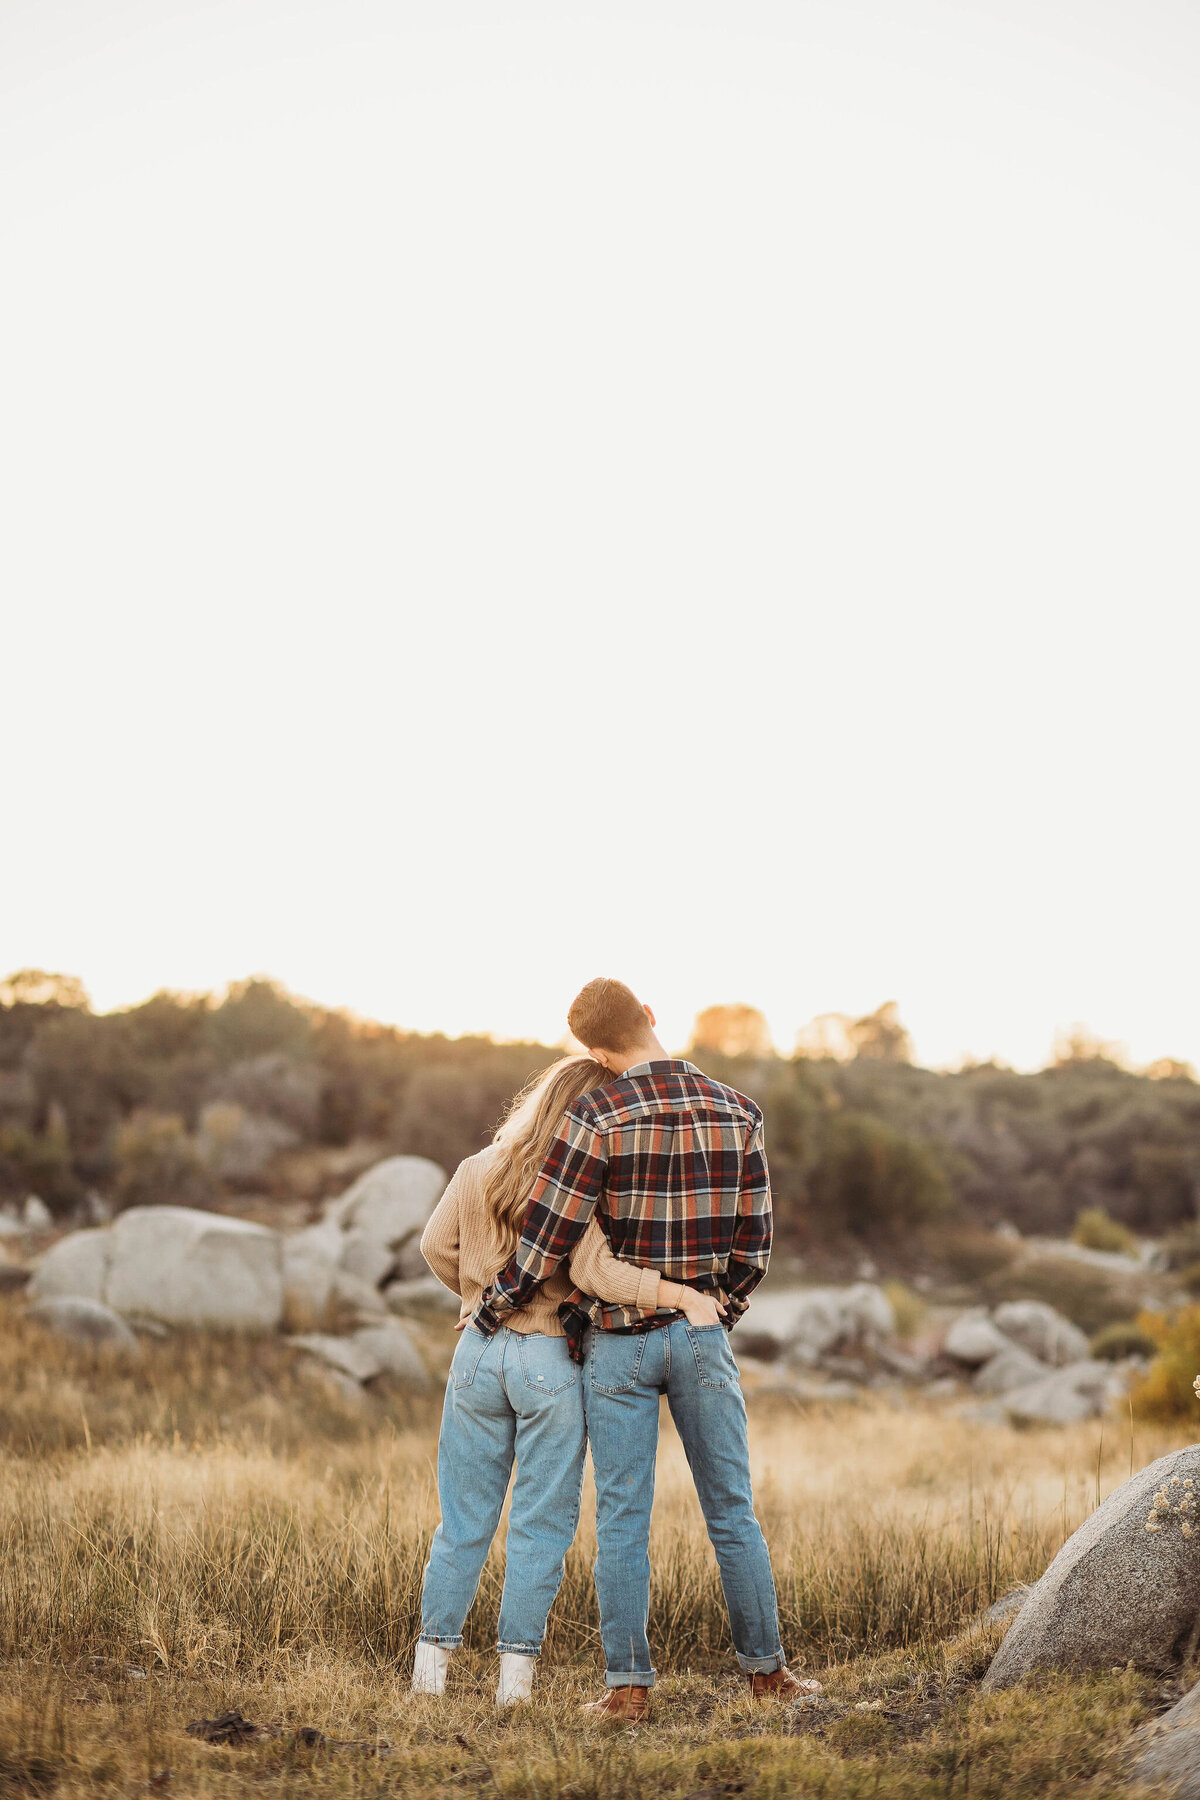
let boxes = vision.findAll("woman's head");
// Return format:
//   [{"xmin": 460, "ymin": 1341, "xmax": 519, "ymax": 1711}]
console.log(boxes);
[{"xmin": 483, "ymin": 1055, "xmax": 610, "ymax": 1264}]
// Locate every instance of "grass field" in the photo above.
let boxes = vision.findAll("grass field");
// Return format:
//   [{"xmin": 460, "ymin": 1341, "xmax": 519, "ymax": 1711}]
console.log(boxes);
[{"xmin": 0, "ymin": 1300, "xmax": 1193, "ymax": 1798}]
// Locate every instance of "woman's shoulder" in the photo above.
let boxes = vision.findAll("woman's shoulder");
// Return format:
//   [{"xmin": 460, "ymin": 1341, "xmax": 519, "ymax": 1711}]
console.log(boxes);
[{"xmin": 453, "ymin": 1143, "xmax": 501, "ymax": 1183}]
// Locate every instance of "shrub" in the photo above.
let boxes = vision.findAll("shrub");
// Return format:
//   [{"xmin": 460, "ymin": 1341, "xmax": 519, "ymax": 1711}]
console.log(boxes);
[
  {"xmin": 111, "ymin": 1111, "xmax": 214, "ymax": 1212},
  {"xmin": 1090, "ymin": 1320, "xmax": 1159, "ymax": 1362},
  {"xmin": 980, "ymin": 1256, "xmax": 1138, "ymax": 1336},
  {"xmin": 1071, "ymin": 1207, "xmax": 1140, "ymax": 1255},
  {"xmin": 1130, "ymin": 1306, "xmax": 1200, "ymax": 1421},
  {"xmin": 1179, "ymin": 1261, "xmax": 1200, "ymax": 1297},
  {"xmin": 925, "ymin": 1226, "xmax": 1020, "ymax": 1285},
  {"xmin": 883, "ymin": 1278, "xmax": 926, "ymax": 1341},
  {"xmin": 808, "ymin": 1112, "xmax": 954, "ymax": 1238}
]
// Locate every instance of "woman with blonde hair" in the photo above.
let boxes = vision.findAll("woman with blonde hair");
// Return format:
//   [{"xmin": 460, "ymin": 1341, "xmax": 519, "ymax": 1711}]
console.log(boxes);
[{"xmin": 412, "ymin": 1054, "xmax": 724, "ymax": 1707}]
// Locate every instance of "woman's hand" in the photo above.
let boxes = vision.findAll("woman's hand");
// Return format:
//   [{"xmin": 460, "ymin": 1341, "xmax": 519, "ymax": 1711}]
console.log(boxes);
[
  {"xmin": 455, "ymin": 1301, "xmax": 472, "ymax": 1333},
  {"xmin": 666, "ymin": 1283, "xmax": 728, "ymax": 1328}
]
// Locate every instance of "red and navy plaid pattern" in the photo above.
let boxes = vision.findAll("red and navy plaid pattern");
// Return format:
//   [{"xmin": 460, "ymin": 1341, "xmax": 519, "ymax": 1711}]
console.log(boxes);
[{"xmin": 471, "ymin": 1059, "xmax": 772, "ymax": 1342}]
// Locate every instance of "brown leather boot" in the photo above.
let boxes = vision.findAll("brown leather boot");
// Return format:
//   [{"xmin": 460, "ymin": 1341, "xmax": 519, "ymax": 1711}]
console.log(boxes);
[
  {"xmin": 749, "ymin": 1667, "xmax": 825, "ymax": 1701},
  {"xmin": 579, "ymin": 1685, "xmax": 650, "ymax": 1723}
]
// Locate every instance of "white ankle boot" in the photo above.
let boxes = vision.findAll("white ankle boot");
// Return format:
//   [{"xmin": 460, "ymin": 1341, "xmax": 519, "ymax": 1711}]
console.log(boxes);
[
  {"xmin": 411, "ymin": 1641, "xmax": 452, "ymax": 1696},
  {"xmin": 496, "ymin": 1652, "xmax": 535, "ymax": 1707}
]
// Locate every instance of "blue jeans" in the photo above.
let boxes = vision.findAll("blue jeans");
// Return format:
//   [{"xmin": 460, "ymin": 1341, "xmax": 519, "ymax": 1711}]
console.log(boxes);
[
  {"xmin": 419, "ymin": 1327, "xmax": 586, "ymax": 1655},
  {"xmin": 584, "ymin": 1320, "xmax": 786, "ymax": 1688}
]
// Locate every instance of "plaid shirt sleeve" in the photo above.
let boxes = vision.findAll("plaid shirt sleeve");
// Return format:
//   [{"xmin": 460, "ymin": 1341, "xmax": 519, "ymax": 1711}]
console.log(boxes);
[
  {"xmin": 471, "ymin": 1104, "xmax": 608, "ymax": 1335},
  {"xmin": 724, "ymin": 1116, "xmax": 772, "ymax": 1321}
]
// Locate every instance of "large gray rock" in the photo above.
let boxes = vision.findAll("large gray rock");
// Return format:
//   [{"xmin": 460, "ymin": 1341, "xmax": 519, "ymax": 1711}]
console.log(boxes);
[
  {"xmin": 944, "ymin": 1310, "xmax": 1011, "ymax": 1367},
  {"xmin": 973, "ymin": 1343, "xmax": 1053, "ymax": 1395},
  {"xmin": 1129, "ymin": 1676, "xmax": 1200, "ymax": 1797},
  {"xmin": 1003, "ymin": 1359, "xmax": 1123, "ymax": 1426},
  {"xmin": 29, "ymin": 1296, "xmax": 140, "ymax": 1351},
  {"xmin": 326, "ymin": 1155, "xmax": 446, "ymax": 1249},
  {"xmin": 982, "ymin": 1445, "xmax": 1200, "ymax": 1689},
  {"xmin": 29, "ymin": 1227, "xmax": 112, "ymax": 1303},
  {"xmin": 281, "ymin": 1219, "xmax": 342, "ymax": 1323},
  {"xmin": 106, "ymin": 1206, "xmax": 284, "ymax": 1330},
  {"xmin": 992, "ymin": 1301, "xmax": 1090, "ymax": 1368}
]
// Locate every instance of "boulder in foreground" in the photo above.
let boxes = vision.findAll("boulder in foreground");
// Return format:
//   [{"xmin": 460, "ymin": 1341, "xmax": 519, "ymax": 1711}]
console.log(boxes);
[
  {"xmin": 1129, "ymin": 1676, "xmax": 1200, "ymax": 1797},
  {"xmin": 982, "ymin": 1445, "xmax": 1200, "ymax": 1689}
]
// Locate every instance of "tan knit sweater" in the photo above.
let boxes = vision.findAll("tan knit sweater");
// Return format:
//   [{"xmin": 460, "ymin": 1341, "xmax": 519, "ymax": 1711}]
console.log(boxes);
[{"xmin": 420, "ymin": 1145, "xmax": 662, "ymax": 1336}]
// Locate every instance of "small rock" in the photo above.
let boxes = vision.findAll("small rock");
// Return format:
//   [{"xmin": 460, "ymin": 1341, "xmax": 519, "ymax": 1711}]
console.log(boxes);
[
  {"xmin": 287, "ymin": 1332, "xmax": 383, "ymax": 1383},
  {"xmin": 944, "ymin": 1310, "xmax": 1012, "ymax": 1367},
  {"xmin": 973, "ymin": 1344, "xmax": 1054, "ymax": 1395},
  {"xmin": 351, "ymin": 1322, "xmax": 428, "ymax": 1384},
  {"xmin": 1129, "ymin": 1675, "xmax": 1200, "ymax": 1797},
  {"xmin": 1003, "ymin": 1359, "xmax": 1124, "ymax": 1426},
  {"xmin": 22, "ymin": 1195, "xmax": 53, "ymax": 1230},
  {"xmin": 383, "ymin": 1275, "xmax": 460, "ymax": 1315},
  {"xmin": 992, "ymin": 1301, "xmax": 1090, "ymax": 1369},
  {"xmin": 28, "ymin": 1296, "xmax": 141, "ymax": 1350}
]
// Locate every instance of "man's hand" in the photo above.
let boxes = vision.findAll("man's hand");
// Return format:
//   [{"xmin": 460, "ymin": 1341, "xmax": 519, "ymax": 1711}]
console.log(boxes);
[{"xmin": 671, "ymin": 1285, "xmax": 729, "ymax": 1328}]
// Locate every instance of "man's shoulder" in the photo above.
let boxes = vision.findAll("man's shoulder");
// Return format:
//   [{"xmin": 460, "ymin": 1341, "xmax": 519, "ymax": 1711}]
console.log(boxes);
[{"xmin": 688, "ymin": 1070, "xmax": 763, "ymax": 1131}]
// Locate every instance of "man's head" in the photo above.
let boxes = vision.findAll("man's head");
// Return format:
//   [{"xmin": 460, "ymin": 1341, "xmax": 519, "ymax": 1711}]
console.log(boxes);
[{"xmin": 567, "ymin": 977, "xmax": 662, "ymax": 1074}]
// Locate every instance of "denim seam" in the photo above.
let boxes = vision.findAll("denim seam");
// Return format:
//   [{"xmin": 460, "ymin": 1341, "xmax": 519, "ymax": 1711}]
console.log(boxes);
[
  {"xmin": 418, "ymin": 1632, "xmax": 463, "ymax": 1648},
  {"xmin": 497, "ymin": 1639, "xmax": 542, "ymax": 1656}
]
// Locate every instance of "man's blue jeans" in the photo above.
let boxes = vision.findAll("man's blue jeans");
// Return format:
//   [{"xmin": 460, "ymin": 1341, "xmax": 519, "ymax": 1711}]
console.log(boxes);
[
  {"xmin": 583, "ymin": 1319, "xmax": 786, "ymax": 1689},
  {"xmin": 419, "ymin": 1327, "xmax": 586, "ymax": 1655}
]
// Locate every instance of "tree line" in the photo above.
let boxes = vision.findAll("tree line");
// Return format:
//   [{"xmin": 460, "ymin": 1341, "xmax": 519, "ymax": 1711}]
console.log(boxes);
[{"xmin": 1, "ymin": 973, "xmax": 1197, "ymax": 1248}]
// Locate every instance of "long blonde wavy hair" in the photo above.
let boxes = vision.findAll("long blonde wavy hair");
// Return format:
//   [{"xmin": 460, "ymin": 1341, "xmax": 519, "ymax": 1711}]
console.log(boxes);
[{"xmin": 482, "ymin": 1055, "xmax": 610, "ymax": 1265}]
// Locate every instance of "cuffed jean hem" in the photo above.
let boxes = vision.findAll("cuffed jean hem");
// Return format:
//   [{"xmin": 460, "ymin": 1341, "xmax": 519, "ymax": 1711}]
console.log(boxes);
[
  {"xmin": 497, "ymin": 1639, "xmax": 541, "ymax": 1656},
  {"xmin": 735, "ymin": 1650, "xmax": 786, "ymax": 1674},
  {"xmin": 418, "ymin": 1632, "xmax": 463, "ymax": 1648},
  {"xmin": 605, "ymin": 1669, "xmax": 656, "ymax": 1689}
]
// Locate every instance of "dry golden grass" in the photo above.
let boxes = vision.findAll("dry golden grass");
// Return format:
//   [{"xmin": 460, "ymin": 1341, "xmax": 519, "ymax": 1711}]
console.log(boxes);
[{"xmin": 0, "ymin": 1297, "xmax": 1192, "ymax": 1797}]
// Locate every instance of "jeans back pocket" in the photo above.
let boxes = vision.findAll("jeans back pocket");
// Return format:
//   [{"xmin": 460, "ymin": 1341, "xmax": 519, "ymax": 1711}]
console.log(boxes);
[
  {"xmin": 451, "ymin": 1326, "xmax": 490, "ymax": 1389},
  {"xmin": 588, "ymin": 1330, "xmax": 646, "ymax": 1394},
  {"xmin": 686, "ymin": 1322, "xmax": 735, "ymax": 1389},
  {"xmin": 515, "ymin": 1333, "xmax": 577, "ymax": 1396}
]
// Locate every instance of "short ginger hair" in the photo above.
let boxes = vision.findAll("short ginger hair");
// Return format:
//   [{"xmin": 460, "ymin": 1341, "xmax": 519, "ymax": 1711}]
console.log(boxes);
[{"xmin": 568, "ymin": 977, "xmax": 650, "ymax": 1055}]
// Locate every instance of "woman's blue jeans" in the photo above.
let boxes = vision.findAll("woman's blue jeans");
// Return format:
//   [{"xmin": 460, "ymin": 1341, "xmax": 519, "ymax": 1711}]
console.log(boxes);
[
  {"xmin": 419, "ymin": 1327, "xmax": 586, "ymax": 1655},
  {"xmin": 584, "ymin": 1319, "xmax": 786, "ymax": 1688}
]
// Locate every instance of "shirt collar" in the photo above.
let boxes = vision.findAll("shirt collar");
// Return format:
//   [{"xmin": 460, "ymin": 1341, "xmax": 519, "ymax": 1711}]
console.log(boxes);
[{"xmin": 619, "ymin": 1058, "xmax": 698, "ymax": 1081}]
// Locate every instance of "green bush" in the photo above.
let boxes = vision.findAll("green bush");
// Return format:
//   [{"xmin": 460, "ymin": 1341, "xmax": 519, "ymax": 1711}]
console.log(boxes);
[
  {"xmin": 111, "ymin": 1111, "xmax": 214, "ymax": 1213},
  {"xmin": 1071, "ymin": 1207, "xmax": 1140, "ymax": 1255},
  {"xmin": 1090, "ymin": 1320, "xmax": 1159, "ymax": 1361},
  {"xmin": 925, "ymin": 1226, "xmax": 1019, "ymax": 1285},
  {"xmin": 808, "ymin": 1111, "xmax": 954, "ymax": 1238}
]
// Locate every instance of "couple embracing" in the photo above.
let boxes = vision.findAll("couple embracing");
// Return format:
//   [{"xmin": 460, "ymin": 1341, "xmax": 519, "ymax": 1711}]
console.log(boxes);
[{"xmin": 410, "ymin": 977, "xmax": 820, "ymax": 1719}]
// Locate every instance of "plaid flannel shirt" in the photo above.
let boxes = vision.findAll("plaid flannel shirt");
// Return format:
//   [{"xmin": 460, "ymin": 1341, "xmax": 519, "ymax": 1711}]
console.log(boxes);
[{"xmin": 471, "ymin": 1059, "xmax": 772, "ymax": 1343}]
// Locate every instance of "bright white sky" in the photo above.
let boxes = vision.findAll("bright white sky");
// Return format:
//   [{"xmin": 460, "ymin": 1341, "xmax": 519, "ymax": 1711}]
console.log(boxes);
[{"xmin": 2, "ymin": 0, "xmax": 1198, "ymax": 1071}]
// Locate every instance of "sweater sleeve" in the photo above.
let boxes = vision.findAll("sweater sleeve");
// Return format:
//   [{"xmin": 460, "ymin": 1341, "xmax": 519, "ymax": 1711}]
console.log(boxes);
[
  {"xmin": 420, "ymin": 1163, "xmax": 466, "ymax": 1296},
  {"xmin": 568, "ymin": 1215, "xmax": 661, "ymax": 1311}
]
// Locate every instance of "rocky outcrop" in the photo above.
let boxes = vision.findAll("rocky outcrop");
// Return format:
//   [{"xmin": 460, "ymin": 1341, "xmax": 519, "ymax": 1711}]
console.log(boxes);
[
  {"xmin": 281, "ymin": 1156, "xmax": 447, "ymax": 1323},
  {"xmin": 983, "ymin": 1446, "xmax": 1200, "ymax": 1689},
  {"xmin": 742, "ymin": 1284, "xmax": 897, "ymax": 1365},
  {"xmin": 287, "ymin": 1320, "xmax": 428, "ymax": 1387},
  {"xmin": 944, "ymin": 1310, "xmax": 1010, "ymax": 1367}
]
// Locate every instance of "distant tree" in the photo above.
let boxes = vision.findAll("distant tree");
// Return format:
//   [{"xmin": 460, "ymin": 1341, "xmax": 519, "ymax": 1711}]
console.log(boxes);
[
  {"xmin": 808, "ymin": 1111, "xmax": 953, "ymax": 1237},
  {"xmin": 0, "ymin": 970, "xmax": 90, "ymax": 1009},
  {"xmin": 688, "ymin": 1004, "xmax": 773, "ymax": 1061},
  {"xmin": 1144, "ymin": 1059, "xmax": 1198, "ymax": 1083},
  {"xmin": 846, "ymin": 1002, "xmax": 913, "ymax": 1064},
  {"xmin": 1052, "ymin": 1024, "xmax": 1127, "ymax": 1068},
  {"xmin": 794, "ymin": 1013, "xmax": 855, "ymax": 1061}
]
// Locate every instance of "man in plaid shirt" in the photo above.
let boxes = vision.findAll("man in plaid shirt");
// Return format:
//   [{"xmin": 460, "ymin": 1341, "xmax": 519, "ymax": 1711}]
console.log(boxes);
[{"xmin": 472, "ymin": 978, "xmax": 820, "ymax": 1720}]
